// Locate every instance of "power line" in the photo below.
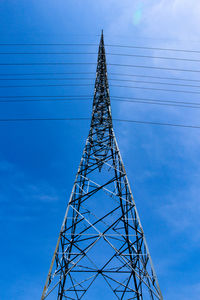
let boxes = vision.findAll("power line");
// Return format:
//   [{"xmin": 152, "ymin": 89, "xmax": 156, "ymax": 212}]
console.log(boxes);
[
  {"xmin": 1, "ymin": 71, "xmax": 200, "ymax": 84},
  {"xmin": 0, "ymin": 51, "xmax": 199, "ymax": 63},
  {"xmin": 1, "ymin": 95, "xmax": 200, "ymax": 106},
  {"xmin": 110, "ymin": 79, "xmax": 200, "ymax": 89},
  {"xmin": 0, "ymin": 83, "xmax": 200, "ymax": 94},
  {"xmin": 0, "ymin": 116, "xmax": 199, "ymax": 129},
  {"xmin": 109, "ymin": 73, "xmax": 200, "ymax": 83},
  {"xmin": 0, "ymin": 97, "xmax": 92, "ymax": 103},
  {"xmin": 0, "ymin": 98, "xmax": 200, "ymax": 109},
  {"xmin": 0, "ymin": 72, "xmax": 95, "ymax": 76},
  {"xmin": 108, "ymin": 53, "xmax": 200, "ymax": 62},
  {"xmin": 0, "ymin": 77, "xmax": 94, "ymax": 81},
  {"xmin": 1, "ymin": 61, "xmax": 200, "ymax": 73},
  {"xmin": 112, "ymin": 98, "xmax": 200, "ymax": 109},
  {"xmin": 1, "ymin": 94, "xmax": 200, "ymax": 106},
  {"xmin": 1, "ymin": 95, "xmax": 200, "ymax": 109},
  {"xmin": 0, "ymin": 95, "xmax": 91, "ymax": 98},
  {"xmin": 105, "ymin": 44, "xmax": 200, "ymax": 54},
  {"xmin": 1, "ymin": 82, "xmax": 200, "ymax": 94},
  {"xmin": 110, "ymin": 84, "xmax": 200, "ymax": 94},
  {"xmin": 105, "ymin": 34, "xmax": 200, "ymax": 44},
  {"xmin": 0, "ymin": 83, "xmax": 94, "ymax": 88},
  {"xmin": 113, "ymin": 96, "xmax": 200, "ymax": 106},
  {"xmin": 0, "ymin": 52, "xmax": 98, "ymax": 55},
  {"xmin": 0, "ymin": 62, "xmax": 96, "ymax": 66},
  {"xmin": 0, "ymin": 42, "xmax": 199, "ymax": 54},
  {"xmin": 0, "ymin": 97, "xmax": 91, "ymax": 103},
  {"xmin": 108, "ymin": 63, "xmax": 200, "ymax": 73},
  {"xmin": 0, "ymin": 77, "xmax": 200, "ymax": 89},
  {"xmin": 113, "ymin": 118, "xmax": 200, "ymax": 129},
  {"xmin": 0, "ymin": 43, "xmax": 98, "ymax": 46}
]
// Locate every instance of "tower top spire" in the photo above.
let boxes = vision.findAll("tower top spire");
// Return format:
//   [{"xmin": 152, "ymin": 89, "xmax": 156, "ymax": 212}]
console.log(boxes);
[
  {"xmin": 90, "ymin": 30, "xmax": 112, "ymax": 137},
  {"xmin": 89, "ymin": 31, "xmax": 112, "ymax": 169},
  {"xmin": 99, "ymin": 29, "xmax": 105, "ymax": 51}
]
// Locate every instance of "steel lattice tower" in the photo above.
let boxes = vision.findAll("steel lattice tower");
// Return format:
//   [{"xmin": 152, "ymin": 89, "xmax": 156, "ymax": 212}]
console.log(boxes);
[{"xmin": 41, "ymin": 32, "xmax": 163, "ymax": 300}]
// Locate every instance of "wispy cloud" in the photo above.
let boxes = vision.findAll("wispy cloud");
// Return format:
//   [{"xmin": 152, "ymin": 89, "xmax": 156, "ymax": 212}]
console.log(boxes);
[
  {"xmin": 0, "ymin": 155, "xmax": 62, "ymax": 222},
  {"xmin": 158, "ymin": 177, "xmax": 200, "ymax": 242},
  {"xmin": 165, "ymin": 282, "xmax": 200, "ymax": 300},
  {"xmin": 142, "ymin": 0, "xmax": 200, "ymax": 41}
]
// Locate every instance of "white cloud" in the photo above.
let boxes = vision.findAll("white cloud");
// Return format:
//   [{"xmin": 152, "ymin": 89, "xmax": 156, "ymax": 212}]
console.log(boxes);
[
  {"xmin": 159, "ymin": 179, "xmax": 200, "ymax": 242},
  {"xmin": 142, "ymin": 0, "xmax": 200, "ymax": 41},
  {"xmin": 105, "ymin": 0, "xmax": 200, "ymax": 42},
  {"xmin": 166, "ymin": 282, "xmax": 200, "ymax": 300},
  {"xmin": 0, "ymin": 156, "xmax": 61, "ymax": 222}
]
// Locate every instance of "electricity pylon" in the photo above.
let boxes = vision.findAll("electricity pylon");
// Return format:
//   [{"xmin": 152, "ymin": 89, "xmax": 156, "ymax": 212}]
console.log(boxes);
[{"xmin": 41, "ymin": 31, "xmax": 163, "ymax": 300}]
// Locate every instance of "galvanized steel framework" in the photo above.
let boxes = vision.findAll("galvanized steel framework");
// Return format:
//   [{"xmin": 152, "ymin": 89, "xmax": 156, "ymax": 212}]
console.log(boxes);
[{"xmin": 41, "ymin": 32, "xmax": 163, "ymax": 300}]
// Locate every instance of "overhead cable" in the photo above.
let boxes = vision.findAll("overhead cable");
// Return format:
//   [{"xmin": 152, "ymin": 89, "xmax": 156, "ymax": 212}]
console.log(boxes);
[
  {"xmin": 0, "ymin": 95, "xmax": 199, "ymax": 107},
  {"xmin": 1, "ymin": 61, "xmax": 199, "ymax": 73},
  {"xmin": 0, "ymin": 82, "xmax": 199, "ymax": 94},
  {"xmin": 108, "ymin": 63, "xmax": 200, "ymax": 73},
  {"xmin": 0, "ymin": 42, "xmax": 199, "ymax": 54},
  {"xmin": 0, "ymin": 117, "xmax": 200, "ymax": 129},
  {"xmin": 1, "ymin": 71, "xmax": 200, "ymax": 84},
  {"xmin": 109, "ymin": 73, "xmax": 200, "ymax": 83},
  {"xmin": 1, "ymin": 96, "xmax": 200, "ymax": 109},
  {"xmin": 0, "ymin": 77, "xmax": 200, "ymax": 89},
  {"xmin": 105, "ymin": 44, "xmax": 200, "ymax": 54},
  {"xmin": 110, "ymin": 84, "xmax": 200, "ymax": 94},
  {"xmin": 0, "ymin": 51, "xmax": 199, "ymax": 63}
]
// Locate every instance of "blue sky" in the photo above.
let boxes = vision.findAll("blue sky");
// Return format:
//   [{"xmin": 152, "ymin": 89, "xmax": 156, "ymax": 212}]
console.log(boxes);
[{"xmin": 0, "ymin": 0, "xmax": 200, "ymax": 299}]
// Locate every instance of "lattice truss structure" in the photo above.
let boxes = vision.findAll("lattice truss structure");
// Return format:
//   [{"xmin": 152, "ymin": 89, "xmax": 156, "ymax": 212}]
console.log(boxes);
[{"xmin": 41, "ymin": 32, "xmax": 163, "ymax": 300}]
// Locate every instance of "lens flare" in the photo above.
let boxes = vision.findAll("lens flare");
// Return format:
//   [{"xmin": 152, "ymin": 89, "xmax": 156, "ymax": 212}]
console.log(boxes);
[{"xmin": 133, "ymin": 4, "xmax": 143, "ymax": 26}]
